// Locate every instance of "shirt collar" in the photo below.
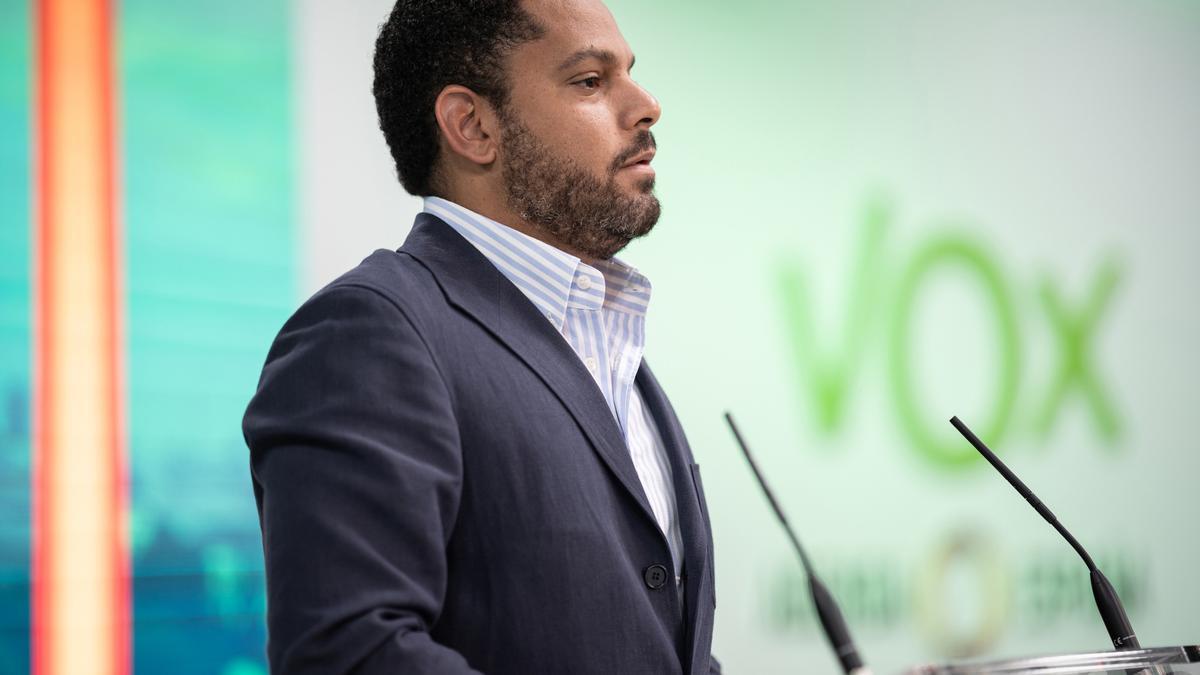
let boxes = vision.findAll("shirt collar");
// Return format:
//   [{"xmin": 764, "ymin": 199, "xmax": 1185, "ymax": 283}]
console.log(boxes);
[{"xmin": 423, "ymin": 197, "xmax": 652, "ymax": 330}]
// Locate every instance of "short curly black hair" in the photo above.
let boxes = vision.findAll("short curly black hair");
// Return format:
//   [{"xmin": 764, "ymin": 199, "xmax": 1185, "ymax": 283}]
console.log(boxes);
[{"xmin": 373, "ymin": 1, "xmax": 545, "ymax": 196}]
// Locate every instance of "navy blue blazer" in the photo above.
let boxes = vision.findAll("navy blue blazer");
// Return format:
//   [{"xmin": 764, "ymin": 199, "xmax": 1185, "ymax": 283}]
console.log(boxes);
[{"xmin": 244, "ymin": 214, "xmax": 719, "ymax": 674}]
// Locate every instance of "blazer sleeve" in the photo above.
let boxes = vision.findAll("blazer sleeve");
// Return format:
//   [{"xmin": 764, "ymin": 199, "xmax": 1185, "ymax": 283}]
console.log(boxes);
[{"xmin": 243, "ymin": 284, "xmax": 481, "ymax": 675}]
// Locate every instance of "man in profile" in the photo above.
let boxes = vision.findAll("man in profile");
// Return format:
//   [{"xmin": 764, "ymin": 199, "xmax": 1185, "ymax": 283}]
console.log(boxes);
[{"xmin": 243, "ymin": 0, "xmax": 719, "ymax": 672}]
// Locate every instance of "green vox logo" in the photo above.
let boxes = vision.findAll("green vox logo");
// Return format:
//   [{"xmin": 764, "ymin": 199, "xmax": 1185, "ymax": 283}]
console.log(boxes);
[{"xmin": 776, "ymin": 196, "xmax": 1124, "ymax": 470}]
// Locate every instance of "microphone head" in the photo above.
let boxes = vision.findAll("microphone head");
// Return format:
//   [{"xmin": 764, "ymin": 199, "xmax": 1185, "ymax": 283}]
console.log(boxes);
[
  {"xmin": 810, "ymin": 576, "xmax": 866, "ymax": 672},
  {"xmin": 1091, "ymin": 569, "xmax": 1140, "ymax": 650}
]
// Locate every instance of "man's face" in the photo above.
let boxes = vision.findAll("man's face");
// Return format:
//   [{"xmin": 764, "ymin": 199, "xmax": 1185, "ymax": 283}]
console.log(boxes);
[{"xmin": 497, "ymin": 0, "xmax": 661, "ymax": 261}]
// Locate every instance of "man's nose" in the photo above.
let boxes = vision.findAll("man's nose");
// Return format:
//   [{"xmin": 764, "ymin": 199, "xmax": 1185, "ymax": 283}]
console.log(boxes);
[{"xmin": 626, "ymin": 80, "xmax": 661, "ymax": 130}]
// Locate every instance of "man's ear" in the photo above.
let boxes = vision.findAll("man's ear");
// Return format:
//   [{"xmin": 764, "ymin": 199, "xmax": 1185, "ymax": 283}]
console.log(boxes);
[{"xmin": 434, "ymin": 85, "xmax": 499, "ymax": 167}]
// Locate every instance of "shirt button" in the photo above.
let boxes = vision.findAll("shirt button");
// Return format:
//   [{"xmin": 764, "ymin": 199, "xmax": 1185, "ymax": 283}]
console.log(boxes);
[
  {"xmin": 643, "ymin": 564, "xmax": 668, "ymax": 590},
  {"xmin": 630, "ymin": 286, "xmax": 644, "ymax": 293},
  {"xmin": 584, "ymin": 357, "xmax": 598, "ymax": 372},
  {"xmin": 577, "ymin": 276, "xmax": 592, "ymax": 290}
]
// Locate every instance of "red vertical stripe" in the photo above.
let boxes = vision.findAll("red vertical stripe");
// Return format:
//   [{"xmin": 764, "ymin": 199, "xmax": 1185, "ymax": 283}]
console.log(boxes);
[{"xmin": 32, "ymin": 0, "xmax": 128, "ymax": 673}]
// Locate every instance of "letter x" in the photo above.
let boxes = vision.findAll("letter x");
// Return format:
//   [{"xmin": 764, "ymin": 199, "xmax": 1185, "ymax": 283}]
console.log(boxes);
[{"xmin": 1035, "ymin": 259, "xmax": 1122, "ymax": 442}]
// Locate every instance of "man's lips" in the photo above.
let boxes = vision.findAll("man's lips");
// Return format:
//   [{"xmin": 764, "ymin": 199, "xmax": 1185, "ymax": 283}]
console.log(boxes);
[
  {"xmin": 621, "ymin": 149, "xmax": 656, "ymax": 168},
  {"xmin": 620, "ymin": 149, "xmax": 656, "ymax": 174}
]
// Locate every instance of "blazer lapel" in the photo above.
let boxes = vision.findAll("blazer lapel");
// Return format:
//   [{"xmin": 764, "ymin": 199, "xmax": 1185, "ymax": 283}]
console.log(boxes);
[
  {"xmin": 636, "ymin": 362, "xmax": 711, "ymax": 674},
  {"xmin": 399, "ymin": 214, "xmax": 659, "ymax": 527}
]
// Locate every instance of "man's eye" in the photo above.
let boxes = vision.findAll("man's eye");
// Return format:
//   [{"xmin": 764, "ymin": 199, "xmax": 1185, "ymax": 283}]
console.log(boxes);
[{"xmin": 575, "ymin": 76, "xmax": 602, "ymax": 90}]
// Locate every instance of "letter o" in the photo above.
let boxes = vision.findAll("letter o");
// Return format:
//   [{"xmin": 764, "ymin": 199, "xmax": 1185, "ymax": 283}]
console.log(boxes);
[{"xmin": 889, "ymin": 234, "xmax": 1020, "ymax": 470}]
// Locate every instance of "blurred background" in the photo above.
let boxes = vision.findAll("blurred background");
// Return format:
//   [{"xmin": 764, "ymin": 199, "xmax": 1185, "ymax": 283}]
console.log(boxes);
[{"xmin": 1, "ymin": 0, "xmax": 1198, "ymax": 673}]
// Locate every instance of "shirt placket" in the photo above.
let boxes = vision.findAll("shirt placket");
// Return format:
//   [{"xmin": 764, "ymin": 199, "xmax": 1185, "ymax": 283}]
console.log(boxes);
[
  {"xmin": 568, "ymin": 270, "xmax": 616, "ymax": 419},
  {"xmin": 611, "ymin": 320, "xmax": 642, "ymax": 435}
]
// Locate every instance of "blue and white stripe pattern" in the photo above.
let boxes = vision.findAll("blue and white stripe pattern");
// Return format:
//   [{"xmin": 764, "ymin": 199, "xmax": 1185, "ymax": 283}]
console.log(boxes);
[{"xmin": 424, "ymin": 197, "xmax": 684, "ymax": 581}]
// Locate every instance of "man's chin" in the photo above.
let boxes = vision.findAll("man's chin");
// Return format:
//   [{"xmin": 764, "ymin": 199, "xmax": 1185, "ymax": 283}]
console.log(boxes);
[
  {"xmin": 626, "ymin": 197, "xmax": 662, "ymax": 238},
  {"xmin": 625, "ymin": 175, "xmax": 656, "ymax": 195}
]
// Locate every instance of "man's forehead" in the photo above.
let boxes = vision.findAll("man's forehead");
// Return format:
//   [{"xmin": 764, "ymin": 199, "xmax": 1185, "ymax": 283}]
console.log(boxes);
[
  {"xmin": 523, "ymin": 0, "xmax": 615, "ymax": 27},
  {"xmin": 519, "ymin": 0, "xmax": 632, "ymax": 67}
]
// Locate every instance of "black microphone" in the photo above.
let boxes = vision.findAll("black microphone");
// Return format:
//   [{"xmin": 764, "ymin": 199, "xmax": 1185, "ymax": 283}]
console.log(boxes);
[
  {"xmin": 724, "ymin": 412, "xmax": 871, "ymax": 675},
  {"xmin": 949, "ymin": 416, "xmax": 1140, "ymax": 650}
]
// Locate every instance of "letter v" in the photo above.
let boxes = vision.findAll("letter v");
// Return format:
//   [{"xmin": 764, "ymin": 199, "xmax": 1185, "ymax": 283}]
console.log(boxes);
[{"xmin": 776, "ymin": 197, "xmax": 887, "ymax": 434}]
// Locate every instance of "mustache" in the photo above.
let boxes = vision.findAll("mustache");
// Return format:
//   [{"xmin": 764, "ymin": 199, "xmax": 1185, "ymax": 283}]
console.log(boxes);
[{"xmin": 610, "ymin": 131, "xmax": 656, "ymax": 173}]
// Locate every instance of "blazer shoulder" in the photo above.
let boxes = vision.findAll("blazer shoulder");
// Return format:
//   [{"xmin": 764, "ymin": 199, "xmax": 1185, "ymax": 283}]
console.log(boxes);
[
  {"xmin": 257, "ymin": 249, "xmax": 453, "ymax": 371},
  {"xmin": 308, "ymin": 248, "xmax": 448, "ymax": 320}
]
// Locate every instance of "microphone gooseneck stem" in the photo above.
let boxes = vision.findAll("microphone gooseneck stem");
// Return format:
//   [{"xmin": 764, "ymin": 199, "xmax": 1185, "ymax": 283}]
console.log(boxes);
[
  {"xmin": 723, "ymin": 413, "xmax": 814, "ymax": 573},
  {"xmin": 949, "ymin": 417, "xmax": 1098, "ymax": 571},
  {"xmin": 949, "ymin": 416, "xmax": 1140, "ymax": 651},
  {"xmin": 725, "ymin": 412, "xmax": 869, "ymax": 674}
]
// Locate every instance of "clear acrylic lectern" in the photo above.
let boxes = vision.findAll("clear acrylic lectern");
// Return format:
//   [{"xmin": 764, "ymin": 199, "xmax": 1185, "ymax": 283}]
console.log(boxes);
[{"xmin": 906, "ymin": 645, "xmax": 1200, "ymax": 674}]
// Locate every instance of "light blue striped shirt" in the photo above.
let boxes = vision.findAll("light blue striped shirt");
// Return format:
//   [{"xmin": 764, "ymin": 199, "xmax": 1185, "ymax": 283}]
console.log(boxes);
[{"xmin": 423, "ymin": 196, "xmax": 684, "ymax": 582}]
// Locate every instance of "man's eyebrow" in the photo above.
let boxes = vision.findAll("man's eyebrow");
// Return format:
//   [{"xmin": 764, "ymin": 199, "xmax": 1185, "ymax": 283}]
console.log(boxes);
[{"xmin": 556, "ymin": 47, "xmax": 635, "ymax": 72}]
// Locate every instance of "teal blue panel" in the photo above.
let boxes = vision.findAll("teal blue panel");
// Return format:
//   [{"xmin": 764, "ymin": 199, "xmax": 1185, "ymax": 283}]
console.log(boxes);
[
  {"xmin": 122, "ymin": 1, "xmax": 293, "ymax": 673},
  {"xmin": 0, "ymin": 0, "xmax": 31, "ymax": 672}
]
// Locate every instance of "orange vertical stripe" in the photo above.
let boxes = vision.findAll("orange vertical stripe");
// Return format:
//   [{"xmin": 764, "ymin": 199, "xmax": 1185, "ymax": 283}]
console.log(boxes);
[{"xmin": 32, "ymin": 0, "xmax": 129, "ymax": 674}]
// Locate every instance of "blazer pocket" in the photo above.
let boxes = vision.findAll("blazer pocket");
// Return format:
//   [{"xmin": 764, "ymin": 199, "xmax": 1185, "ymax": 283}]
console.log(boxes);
[
  {"xmin": 689, "ymin": 462, "xmax": 717, "ymax": 608},
  {"xmin": 688, "ymin": 462, "xmax": 711, "ymax": 524}
]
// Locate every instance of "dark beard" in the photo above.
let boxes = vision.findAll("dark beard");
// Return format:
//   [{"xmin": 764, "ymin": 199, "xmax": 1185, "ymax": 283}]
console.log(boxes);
[{"xmin": 499, "ymin": 114, "xmax": 660, "ymax": 260}]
